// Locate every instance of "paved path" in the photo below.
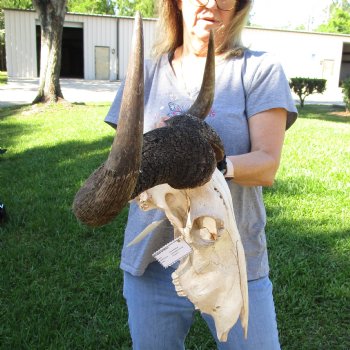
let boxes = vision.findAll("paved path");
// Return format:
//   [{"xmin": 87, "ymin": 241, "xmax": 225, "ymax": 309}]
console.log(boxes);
[
  {"xmin": 0, "ymin": 77, "xmax": 344, "ymax": 108},
  {"xmin": 0, "ymin": 78, "xmax": 121, "ymax": 107}
]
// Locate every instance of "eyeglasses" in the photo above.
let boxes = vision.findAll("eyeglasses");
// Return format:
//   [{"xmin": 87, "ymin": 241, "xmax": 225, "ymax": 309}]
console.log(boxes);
[{"xmin": 189, "ymin": 0, "xmax": 237, "ymax": 11}]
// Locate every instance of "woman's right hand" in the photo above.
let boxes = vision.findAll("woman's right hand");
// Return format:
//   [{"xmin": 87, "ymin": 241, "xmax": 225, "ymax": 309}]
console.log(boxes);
[{"xmin": 155, "ymin": 116, "xmax": 170, "ymax": 128}]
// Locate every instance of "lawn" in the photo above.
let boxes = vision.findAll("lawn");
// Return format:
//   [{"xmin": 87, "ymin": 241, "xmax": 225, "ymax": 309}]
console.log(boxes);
[
  {"xmin": 0, "ymin": 71, "xmax": 7, "ymax": 85},
  {"xmin": 0, "ymin": 103, "xmax": 349, "ymax": 349}
]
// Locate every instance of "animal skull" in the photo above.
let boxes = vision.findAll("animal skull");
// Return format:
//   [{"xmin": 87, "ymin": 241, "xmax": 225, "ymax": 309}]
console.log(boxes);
[
  {"xmin": 134, "ymin": 169, "xmax": 248, "ymax": 342},
  {"xmin": 73, "ymin": 13, "xmax": 249, "ymax": 342}
]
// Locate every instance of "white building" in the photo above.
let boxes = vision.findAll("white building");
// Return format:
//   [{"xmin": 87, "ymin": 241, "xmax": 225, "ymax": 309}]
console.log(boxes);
[
  {"xmin": 242, "ymin": 27, "xmax": 350, "ymax": 102},
  {"xmin": 4, "ymin": 8, "xmax": 350, "ymax": 102},
  {"xmin": 4, "ymin": 9, "xmax": 156, "ymax": 81}
]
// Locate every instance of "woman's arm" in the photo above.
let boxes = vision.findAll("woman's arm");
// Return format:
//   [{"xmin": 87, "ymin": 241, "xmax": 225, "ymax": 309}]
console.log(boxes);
[{"xmin": 228, "ymin": 108, "xmax": 287, "ymax": 187}]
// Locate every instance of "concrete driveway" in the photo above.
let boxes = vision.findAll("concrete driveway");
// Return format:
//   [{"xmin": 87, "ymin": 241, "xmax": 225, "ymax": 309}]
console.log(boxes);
[
  {"xmin": 0, "ymin": 77, "xmax": 345, "ymax": 108},
  {"xmin": 0, "ymin": 78, "xmax": 121, "ymax": 107}
]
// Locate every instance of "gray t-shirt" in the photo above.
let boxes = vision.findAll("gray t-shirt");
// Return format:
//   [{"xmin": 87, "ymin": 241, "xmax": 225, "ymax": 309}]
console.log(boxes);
[{"xmin": 105, "ymin": 49, "xmax": 298, "ymax": 281}]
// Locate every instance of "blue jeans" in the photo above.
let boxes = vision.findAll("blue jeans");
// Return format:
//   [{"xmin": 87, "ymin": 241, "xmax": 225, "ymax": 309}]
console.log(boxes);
[{"xmin": 123, "ymin": 262, "xmax": 281, "ymax": 350}]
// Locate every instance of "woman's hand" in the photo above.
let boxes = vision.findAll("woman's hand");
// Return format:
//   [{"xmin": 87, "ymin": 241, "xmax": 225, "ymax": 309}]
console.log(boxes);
[{"xmin": 155, "ymin": 116, "xmax": 170, "ymax": 128}]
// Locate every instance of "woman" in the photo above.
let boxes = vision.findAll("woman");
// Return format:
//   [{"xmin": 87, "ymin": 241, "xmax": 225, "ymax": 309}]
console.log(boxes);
[{"xmin": 105, "ymin": 0, "xmax": 297, "ymax": 349}]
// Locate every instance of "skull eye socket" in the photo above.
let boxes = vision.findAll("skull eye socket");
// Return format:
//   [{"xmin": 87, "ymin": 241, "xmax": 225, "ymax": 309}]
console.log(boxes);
[{"xmin": 165, "ymin": 192, "xmax": 188, "ymax": 228}]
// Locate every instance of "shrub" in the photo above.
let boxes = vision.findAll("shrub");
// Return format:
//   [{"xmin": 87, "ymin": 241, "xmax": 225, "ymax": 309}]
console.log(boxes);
[
  {"xmin": 289, "ymin": 78, "xmax": 327, "ymax": 107},
  {"xmin": 341, "ymin": 78, "xmax": 350, "ymax": 112}
]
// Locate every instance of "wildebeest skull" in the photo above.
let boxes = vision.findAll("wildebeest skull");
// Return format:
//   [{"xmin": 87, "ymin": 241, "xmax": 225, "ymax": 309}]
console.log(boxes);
[
  {"xmin": 73, "ymin": 13, "xmax": 248, "ymax": 342},
  {"xmin": 132, "ymin": 168, "xmax": 248, "ymax": 342}
]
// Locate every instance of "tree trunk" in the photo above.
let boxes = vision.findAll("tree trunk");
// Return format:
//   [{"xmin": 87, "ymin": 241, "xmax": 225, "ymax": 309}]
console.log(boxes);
[{"xmin": 32, "ymin": 0, "xmax": 67, "ymax": 104}]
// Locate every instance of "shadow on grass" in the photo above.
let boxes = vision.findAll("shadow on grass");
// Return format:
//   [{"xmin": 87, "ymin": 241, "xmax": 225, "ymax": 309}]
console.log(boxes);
[
  {"xmin": 298, "ymin": 104, "xmax": 350, "ymax": 124},
  {"xmin": 0, "ymin": 136, "xmax": 349, "ymax": 349},
  {"xmin": 0, "ymin": 106, "xmax": 38, "ymax": 150},
  {"xmin": 0, "ymin": 104, "xmax": 31, "ymax": 118},
  {"xmin": 0, "ymin": 136, "xmax": 132, "ymax": 349},
  {"xmin": 0, "ymin": 135, "xmax": 116, "ymax": 223}
]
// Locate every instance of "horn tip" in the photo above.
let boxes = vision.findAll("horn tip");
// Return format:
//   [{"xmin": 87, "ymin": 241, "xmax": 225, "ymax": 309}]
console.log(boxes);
[{"xmin": 134, "ymin": 11, "xmax": 143, "ymax": 37}]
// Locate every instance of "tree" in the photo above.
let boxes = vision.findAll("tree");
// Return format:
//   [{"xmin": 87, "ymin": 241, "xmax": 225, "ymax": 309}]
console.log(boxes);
[
  {"xmin": 67, "ymin": 0, "xmax": 116, "ymax": 15},
  {"xmin": 32, "ymin": 0, "xmax": 67, "ymax": 104},
  {"xmin": 331, "ymin": 0, "xmax": 350, "ymax": 12},
  {"xmin": 115, "ymin": 0, "xmax": 156, "ymax": 18},
  {"xmin": 1, "ymin": 0, "xmax": 33, "ymax": 10},
  {"xmin": 317, "ymin": 8, "xmax": 350, "ymax": 33},
  {"xmin": 1, "ymin": 1, "xmax": 33, "ymax": 30},
  {"xmin": 289, "ymin": 78, "xmax": 327, "ymax": 107},
  {"xmin": 316, "ymin": 1, "xmax": 350, "ymax": 34}
]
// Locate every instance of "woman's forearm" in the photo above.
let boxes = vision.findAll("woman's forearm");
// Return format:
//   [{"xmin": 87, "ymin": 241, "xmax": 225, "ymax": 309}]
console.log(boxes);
[
  {"xmin": 228, "ymin": 151, "xmax": 281, "ymax": 187},
  {"xmin": 227, "ymin": 108, "xmax": 287, "ymax": 187}
]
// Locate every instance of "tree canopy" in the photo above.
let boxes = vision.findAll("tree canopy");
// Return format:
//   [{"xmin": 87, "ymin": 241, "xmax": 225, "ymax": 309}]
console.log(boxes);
[
  {"xmin": 1, "ymin": 0, "xmax": 33, "ymax": 9},
  {"xmin": 0, "ymin": 0, "xmax": 121, "ymax": 17},
  {"xmin": 67, "ymin": 0, "xmax": 116, "ymax": 15},
  {"xmin": 1, "ymin": 0, "xmax": 33, "ymax": 29},
  {"xmin": 316, "ymin": 1, "xmax": 350, "ymax": 34},
  {"xmin": 1, "ymin": 0, "xmax": 158, "ymax": 26},
  {"xmin": 115, "ymin": 0, "xmax": 156, "ymax": 18},
  {"xmin": 331, "ymin": 0, "xmax": 350, "ymax": 12}
]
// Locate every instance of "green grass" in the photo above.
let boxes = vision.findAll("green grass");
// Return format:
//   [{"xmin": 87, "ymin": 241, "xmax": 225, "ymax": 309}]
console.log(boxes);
[
  {"xmin": 0, "ymin": 103, "xmax": 349, "ymax": 349},
  {"xmin": 265, "ymin": 105, "xmax": 350, "ymax": 350},
  {"xmin": 0, "ymin": 71, "xmax": 7, "ymax": 85}
]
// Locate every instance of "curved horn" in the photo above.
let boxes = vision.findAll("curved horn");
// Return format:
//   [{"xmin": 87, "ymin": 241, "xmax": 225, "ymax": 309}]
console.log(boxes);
[
  {"xmin": 73, "ymin": 12, "xmax": 144, "ymax": 227},
  {"xmin": 186, "ymin": 30, "xmax": 215, "ymax": 120},
  {"xmin": 125, "ymin": 31, "xmax": 221, "ymax": 199}
]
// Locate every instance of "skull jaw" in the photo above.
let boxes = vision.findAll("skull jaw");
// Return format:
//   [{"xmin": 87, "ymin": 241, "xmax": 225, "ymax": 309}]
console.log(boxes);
[{"xmin": 172, "ymin": 229, "xmax": 247, "ymax": 342}]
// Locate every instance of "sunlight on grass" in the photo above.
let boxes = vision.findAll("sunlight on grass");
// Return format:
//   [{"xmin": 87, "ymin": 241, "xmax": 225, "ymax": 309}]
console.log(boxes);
[
  {"xmin": 263, "ymin": 106, "xmax": 350, "ymax": 350},
  {"xmin": 0, "ymin": 103, "xmax": 349, "ymax": 349}
]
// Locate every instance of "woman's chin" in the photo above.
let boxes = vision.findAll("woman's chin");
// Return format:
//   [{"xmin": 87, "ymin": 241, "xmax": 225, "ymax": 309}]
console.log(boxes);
[{"xmin": 192, "ymin": 28, "xmax": 212, "ymax": 42}]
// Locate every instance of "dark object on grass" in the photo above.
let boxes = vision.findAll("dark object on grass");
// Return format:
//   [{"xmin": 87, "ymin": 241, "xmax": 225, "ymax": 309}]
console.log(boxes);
[{"xmin": 0, "ymin": 148, "xmax": 7, "ymax": 155}]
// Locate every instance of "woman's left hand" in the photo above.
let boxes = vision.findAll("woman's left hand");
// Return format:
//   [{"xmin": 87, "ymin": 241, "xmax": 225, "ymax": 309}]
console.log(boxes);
[{"xmin": 155, "ymin": 116, "xmax": 170, "ymax": 128}]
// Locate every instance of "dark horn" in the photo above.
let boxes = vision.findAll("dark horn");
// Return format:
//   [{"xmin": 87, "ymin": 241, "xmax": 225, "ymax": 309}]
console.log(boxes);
[
  {"xmin": 186, "ymin": 30, "xmax": 215, "ymax": 120},
  {"xmin": 127, "ymin": 31, "xmax": 222, "ymax": 195},
  {"xmin": 72, "ymin": 12, "xmax": 144, "ymax": 227}
]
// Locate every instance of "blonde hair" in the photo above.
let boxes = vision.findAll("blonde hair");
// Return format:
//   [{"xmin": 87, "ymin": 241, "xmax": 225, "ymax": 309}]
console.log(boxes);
[{"xmin": 152, "ymin": 0, "xmax": 252, "ymax": 59}]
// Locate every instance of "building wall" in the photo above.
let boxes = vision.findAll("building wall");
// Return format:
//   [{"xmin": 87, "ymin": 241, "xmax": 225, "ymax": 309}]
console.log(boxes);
[
  {"xmin": 242, "ymin": 27, "xmax": 350, "ymax": 100},
  {"xmin": 75, "ymin": 13, "xmax": 118, "ymax": 80},
  {"xmin": 118, "ymin": 17, "xmax": 156, "ymax": 81},
  {"xmin": 4, "ymin": 9, "xmax": 156, "ymax": 81},
  {"xmin": 4, "ymin": 9, "xmax": 350, "ymax": 101},
  {"xmin": 4, "ymin": 10, "xmax": 37, "ymax": 77}
]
